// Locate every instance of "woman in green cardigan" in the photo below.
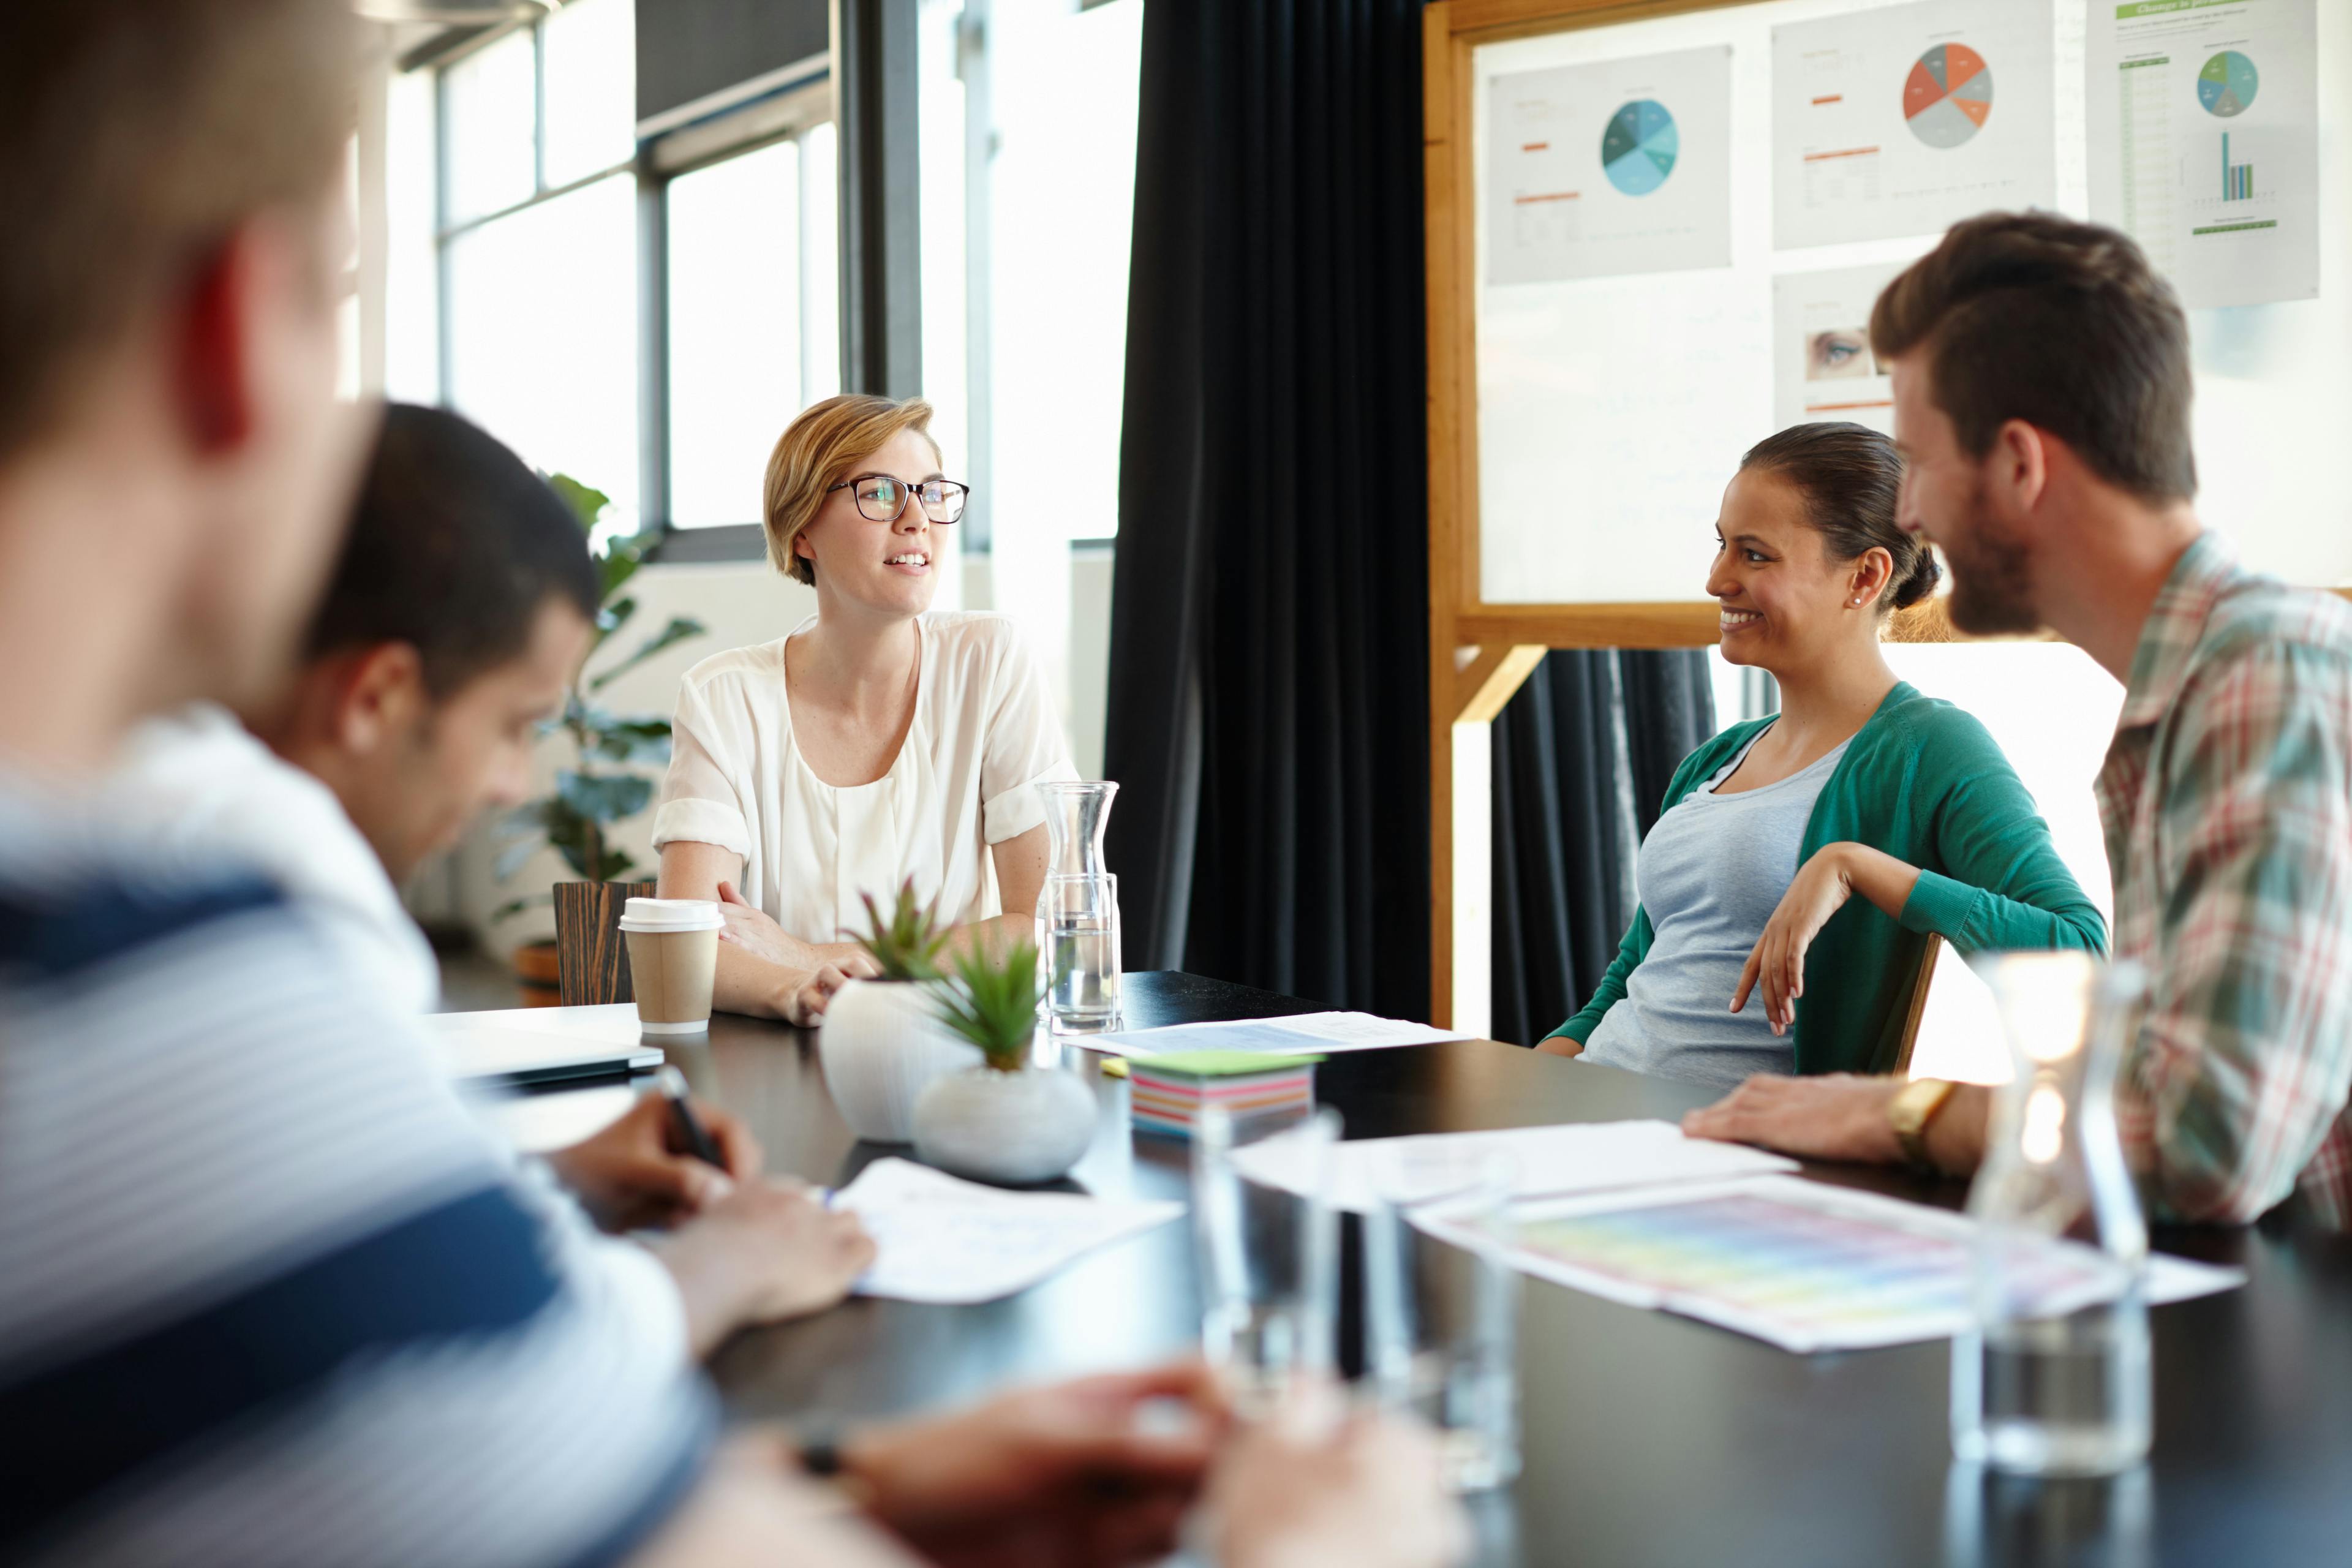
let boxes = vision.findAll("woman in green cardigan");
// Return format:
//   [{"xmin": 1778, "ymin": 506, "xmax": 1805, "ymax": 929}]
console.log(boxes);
[{"xmin": 1537, "ymin": 423, "xmax": 2103, "ymax": 1087}]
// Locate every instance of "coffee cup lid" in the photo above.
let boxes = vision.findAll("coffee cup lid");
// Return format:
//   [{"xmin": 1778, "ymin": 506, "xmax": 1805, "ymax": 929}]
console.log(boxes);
[{"xmin": 617, "ymin": 897, "xmax": 723, "ymax": 933}]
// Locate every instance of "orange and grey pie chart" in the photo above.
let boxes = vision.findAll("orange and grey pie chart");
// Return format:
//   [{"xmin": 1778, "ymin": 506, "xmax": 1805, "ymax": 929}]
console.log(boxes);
[{"xmin": 1903, "ymin": 43, "xmax": 1993, "ymax": 149}]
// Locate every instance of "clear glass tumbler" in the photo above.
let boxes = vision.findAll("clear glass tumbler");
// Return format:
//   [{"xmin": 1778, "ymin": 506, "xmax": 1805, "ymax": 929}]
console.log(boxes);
[
  {"xmin": 1194, "ymin": 1104, "xmax": 1341, "ymax": 1420},
  {"xmin": 1366, "ymin": 1145, "xmax": 1523, "ymax": 1492},
  {"xmin": 1038, "ymin": 872, "xmax": 1120, "ymax": 1034},
  {"xmin": 1953, "ymin": 952, "xmax": 2152, "ymax": 1478}
]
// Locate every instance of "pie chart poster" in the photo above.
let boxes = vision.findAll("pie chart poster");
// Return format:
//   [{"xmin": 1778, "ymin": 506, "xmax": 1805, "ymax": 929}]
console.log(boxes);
[
  {"xmin": 1486, "ymin": 46, "xmax": 1732, "ymax": 286},
  {"xmin": 1771, "ymin": 0, "xmax": 2055, "ymax": 251}
]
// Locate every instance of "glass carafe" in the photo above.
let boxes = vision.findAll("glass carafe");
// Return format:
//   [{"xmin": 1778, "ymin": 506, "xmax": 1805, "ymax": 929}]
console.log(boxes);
[
  {"xmin": 1035, "ymin": 782, "xmax": 1121, "ymax": 1033},
  {"xmin": 1954, "ymin": 952, "xmax": 2151, "ymax": 1477},
  {"xmin": 1038, "ymin": 780, "xmax": 1117, "ymax": 880}
]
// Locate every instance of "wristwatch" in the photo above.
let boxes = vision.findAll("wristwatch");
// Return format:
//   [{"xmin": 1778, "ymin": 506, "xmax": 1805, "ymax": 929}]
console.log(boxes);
[{"xmin": 1887, "ymin": 1077, "xmax": 1958, "ymax": 1172}]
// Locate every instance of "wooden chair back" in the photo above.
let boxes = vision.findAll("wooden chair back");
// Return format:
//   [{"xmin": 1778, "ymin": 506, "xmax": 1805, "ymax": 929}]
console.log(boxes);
[
  {"xmin": 552, "ymin": 880, "xmax": 655, "ymax": 1006},
  {"xmin": 1891, "ymin": 932, "xmax": 1943, "ymax": 1077}
]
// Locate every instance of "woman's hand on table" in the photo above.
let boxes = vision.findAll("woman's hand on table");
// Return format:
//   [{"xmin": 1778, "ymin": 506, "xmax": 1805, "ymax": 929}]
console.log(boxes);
[
  {"xmin": 1206, "ymin": 1398, "xmax": 1469, "ymax": 1568},
  {"xmin": 776, "ymin": 963, "xmax": 852, "ymax": 1027},
  {"xmin": 1681, "ymin": 1072, "xmax": 1905, "ymax": 1164},
  {"xmin": 657, "ymin": 1180, "xmax": 876, "ymax": 1357},
  {"xmin": 545, "ymin": 1090, "xmax": 763, "ymax": 1231},
  {"xmin": 836, "ymin": 1362, "xmax": 1225, "ymax": 1568},
  {"xmin": 1734, "ymin": 842, "xmax": 1923, "ymax": 1035}
]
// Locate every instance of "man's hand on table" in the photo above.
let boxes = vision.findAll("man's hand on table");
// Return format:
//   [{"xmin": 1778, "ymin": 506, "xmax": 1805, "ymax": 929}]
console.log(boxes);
[
  {"xmin": 657, "ymin": 1180, "xmax": 876, "ymax": 1357},
  {"xmin": 1681, "ymin": 1072, "xmax": 1907, "ymax": 1164},
  {"xmin": 546, "ymin": 1088, "xmax": 763, "ymax": 1231},
  {"xmin": 1205, "ymin": 1398, "xmax": 1469, "ymax": 1568},
  {"xmin": 837, "ymin": 1363, "xmax": 1225, "ymax": 1568}
]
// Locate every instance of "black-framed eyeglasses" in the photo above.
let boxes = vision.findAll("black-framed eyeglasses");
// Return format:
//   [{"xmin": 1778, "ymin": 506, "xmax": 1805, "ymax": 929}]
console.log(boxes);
[{"xmin": 827, "ymin": 473, "xmax": 971, "ymax": 524}]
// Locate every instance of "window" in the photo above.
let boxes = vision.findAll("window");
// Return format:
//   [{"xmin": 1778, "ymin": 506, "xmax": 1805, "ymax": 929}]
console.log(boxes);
[
  {"xmin": 666, "ymin": 134, "xmax": 843, "ymax": 527},
  {"xmin": 429, "ymin": 0, "xmax": 841, "ymax": 535}
]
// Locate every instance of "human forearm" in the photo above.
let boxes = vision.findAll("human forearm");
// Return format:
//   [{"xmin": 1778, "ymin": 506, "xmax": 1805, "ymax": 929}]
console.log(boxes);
[
  {"xmin": 1923, "ymin": 1084, "xmax": 1991, "ymax": 1176},
  {"xmin": 1536, "ymin": 1034, "xmax": 1585, "ymax": 1058},
  {"xmin": 1822, "ymin": 842, "xmax": 1923, "ymax": 922}
]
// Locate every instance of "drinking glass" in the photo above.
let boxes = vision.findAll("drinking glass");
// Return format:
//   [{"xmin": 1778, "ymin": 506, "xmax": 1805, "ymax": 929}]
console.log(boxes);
[
  {"xmin": 1366, "ymin": 1145, "xmax": 1522, "ymax": 1491},
  {"xmin": 1038, "ymin": 872, "xmax": 1120, "ymax": 1034},
  {"xmin": 1954, "ymin": 952, "xmax": 2152, "ymax": 1477},
  {"xmin": 1194, "ymin": 1105, "xmax": 1341, "ymax": 1420}
]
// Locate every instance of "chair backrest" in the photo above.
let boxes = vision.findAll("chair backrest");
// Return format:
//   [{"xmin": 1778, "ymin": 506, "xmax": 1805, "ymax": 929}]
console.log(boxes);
[
  {"xmin": 1891, "ymin": 932, "xmax": 1942, "ymax": 1077},
  {"xmin": 552, "ymin": 880, "xmax": 655, "ymax": 1006}
]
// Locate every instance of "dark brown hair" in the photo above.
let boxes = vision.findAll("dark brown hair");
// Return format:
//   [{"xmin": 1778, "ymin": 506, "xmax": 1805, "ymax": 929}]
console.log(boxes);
[
  {"xmin": 1869, "ymin": 211, "xmax": 2195, "ymax": 502},
  {"xmin": 0, "ymin": 0, "xmax": 356, "ymax": 462},
  {"xmin": 1740, "ymin": 422, "xmax": 1940, "ymax": 611}
]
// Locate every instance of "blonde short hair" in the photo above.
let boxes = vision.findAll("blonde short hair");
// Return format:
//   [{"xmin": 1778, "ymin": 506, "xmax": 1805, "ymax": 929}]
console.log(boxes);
[{"xmin": 761, "ymin": 394, "xmax": 940, "ymax": 586}]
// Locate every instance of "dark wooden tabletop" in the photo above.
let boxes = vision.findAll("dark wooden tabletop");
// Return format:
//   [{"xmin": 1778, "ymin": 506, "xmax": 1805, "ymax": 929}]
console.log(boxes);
[{"xmin": 532, "ymin": 971, "xmax": 2352, "ymax": 1568}]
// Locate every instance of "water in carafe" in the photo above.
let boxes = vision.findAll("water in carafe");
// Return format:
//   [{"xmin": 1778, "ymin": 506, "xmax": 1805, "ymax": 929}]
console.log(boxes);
[{"xmin": 1953, "ymin": 954, "xmax": 2151, "ymax": 1477}]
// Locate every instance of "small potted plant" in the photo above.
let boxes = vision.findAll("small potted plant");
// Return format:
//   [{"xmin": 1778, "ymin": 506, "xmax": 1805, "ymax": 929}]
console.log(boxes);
[
  {"xmin": 912, "ymin": 937, "xmax": 1098, "ymax": 1185},
  {"xmin": 817, "ymin": 880, "xmax": 984, "ymax": 1142}
]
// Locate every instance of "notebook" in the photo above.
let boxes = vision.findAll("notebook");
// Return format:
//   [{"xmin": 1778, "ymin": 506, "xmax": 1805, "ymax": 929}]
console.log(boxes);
[{"xmin": 426, "ymin": 1005, "xmax": 663, "ymax": 1085}]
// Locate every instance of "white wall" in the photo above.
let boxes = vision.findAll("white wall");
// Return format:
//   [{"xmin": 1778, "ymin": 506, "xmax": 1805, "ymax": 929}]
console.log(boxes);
[{"xmin": 425, "ymin": 546, "xmax": 1115, "ymax": 954}]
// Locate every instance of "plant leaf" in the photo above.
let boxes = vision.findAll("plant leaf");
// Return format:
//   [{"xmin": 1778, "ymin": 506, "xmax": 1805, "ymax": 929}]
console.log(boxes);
[
  {"xmin": 589, "ymin": 615, "xmax": 709, "ymax": 693},
  {"xmin": 547, "ymin": 473, "xmax": 611, "ymax": 532},
  {"xmin": 556, "ymin": 769, "xmax": 654, "ymax": 823}
]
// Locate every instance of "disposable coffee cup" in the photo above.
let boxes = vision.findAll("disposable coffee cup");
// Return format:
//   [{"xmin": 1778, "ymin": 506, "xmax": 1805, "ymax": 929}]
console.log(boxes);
[{"xmin": 617, "ymin": 897, "xmax": 722, "ymax": 1036}]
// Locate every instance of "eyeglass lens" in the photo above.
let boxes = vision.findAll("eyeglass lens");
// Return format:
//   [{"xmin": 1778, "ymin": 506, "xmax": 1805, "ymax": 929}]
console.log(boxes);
[{"xmin": 854, "ymin": 478, "xmax": 966, "ymax": 524}]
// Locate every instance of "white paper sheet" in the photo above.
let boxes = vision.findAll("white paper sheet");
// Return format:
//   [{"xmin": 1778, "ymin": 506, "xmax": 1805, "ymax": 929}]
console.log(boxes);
[
  {"xmin": 1441, "ymin": 1175, "xmax": 2244, "ymax": 1353},
  {"xmin": 2086, "ymin": 0, "xmax": 2319, "ymax": 307},
  {"xmin": 1228, "ymin": 1119, "xmax": 1800, "ymax": 1215},
  {"xmin": 1083, "ymin": 1012, "xmax": 1475, "ymax": 1059},
  {"xmin": 1771, "ymin": 0, "xmax": 2057, "ymax": 249},
  {"xmin": 1485, "ymin": 45, "xmax": 1734, "ymax": 284},
  {"xmin": 1771, "ymin": 260, "xmax": 1917, "ymax": 436},
  {"xmin": 831, "ymin": 1158, "xmax": 1183, "ymax": 1305}
]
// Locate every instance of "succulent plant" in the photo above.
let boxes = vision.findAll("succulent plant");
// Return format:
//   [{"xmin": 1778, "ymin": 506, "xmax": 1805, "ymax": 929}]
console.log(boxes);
[
  {"xmin": 852, "ymin": 878, "xmax": 952, "ymax": 982},
  {"xmin": 932, "ymin": 939, "xmax": 1046, "ymax": 1072}
]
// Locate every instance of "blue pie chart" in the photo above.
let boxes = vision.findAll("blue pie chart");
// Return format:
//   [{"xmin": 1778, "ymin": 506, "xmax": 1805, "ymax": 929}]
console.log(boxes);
[
  {"xmin": 2197, "ymin": 50, "xmax": 2258, "ymax": 117},
  {"xmin": 1600, "ymin": 99, "xmax": 1678, "ymax": 197}
]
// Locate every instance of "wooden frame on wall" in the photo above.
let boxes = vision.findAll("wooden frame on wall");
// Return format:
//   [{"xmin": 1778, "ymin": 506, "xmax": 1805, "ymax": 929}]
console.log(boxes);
[{"xmin": 1424, "ymin": 0, "xmax": 1779, "ymax": 1034}]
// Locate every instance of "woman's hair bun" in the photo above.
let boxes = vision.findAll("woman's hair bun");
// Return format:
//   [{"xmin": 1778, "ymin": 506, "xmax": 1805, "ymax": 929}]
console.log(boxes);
[{"xmin": 1891, "ymin": 547, "xmax": 1942, "ymax": 610}]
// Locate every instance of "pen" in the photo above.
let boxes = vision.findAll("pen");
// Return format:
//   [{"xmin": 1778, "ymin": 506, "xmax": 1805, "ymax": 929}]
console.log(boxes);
[{"xmin": 654, "ymin": 1066, "xmax": 727, "ymax": 1170}]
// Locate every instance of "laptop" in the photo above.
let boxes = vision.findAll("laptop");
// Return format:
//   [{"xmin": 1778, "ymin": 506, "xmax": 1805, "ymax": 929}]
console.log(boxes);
[{"xmin": 426, "ymin": 1005, "xmax": 665, "ymax": 1086}]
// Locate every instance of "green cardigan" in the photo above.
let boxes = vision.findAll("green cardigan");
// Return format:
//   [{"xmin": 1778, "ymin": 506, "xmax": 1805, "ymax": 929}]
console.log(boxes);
[{"xmin": 1550, "ymin": 683, "xmax": 2106, "ymax": 1075}]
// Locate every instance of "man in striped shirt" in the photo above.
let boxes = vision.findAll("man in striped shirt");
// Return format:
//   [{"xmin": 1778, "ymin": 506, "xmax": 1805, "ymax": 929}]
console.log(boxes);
[
  {"xmin": 0, "ymin": 6, "xmax": 1463, "ymax": 1566},
  {"xmin": 1686, "ymin": 213, "xmax": 2352, "ymax": 1227}
]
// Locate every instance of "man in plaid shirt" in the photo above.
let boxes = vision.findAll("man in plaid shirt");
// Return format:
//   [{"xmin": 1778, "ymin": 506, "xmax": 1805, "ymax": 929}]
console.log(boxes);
[{"xmin": 1682, "ymin": 212, "xmax": 2352, "ymax": 1227}]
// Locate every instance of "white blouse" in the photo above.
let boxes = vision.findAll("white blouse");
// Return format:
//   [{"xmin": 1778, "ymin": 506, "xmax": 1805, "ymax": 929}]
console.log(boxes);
[{"xmin": 651, "ymin": 611, "xmax": 1077, "ymax": 943}]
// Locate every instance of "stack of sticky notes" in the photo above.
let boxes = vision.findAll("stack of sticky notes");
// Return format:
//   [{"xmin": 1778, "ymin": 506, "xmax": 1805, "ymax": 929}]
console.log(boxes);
[{"xmin": 1128, "ymin": 1051, "xmax": 1321, "ymax": 1139}]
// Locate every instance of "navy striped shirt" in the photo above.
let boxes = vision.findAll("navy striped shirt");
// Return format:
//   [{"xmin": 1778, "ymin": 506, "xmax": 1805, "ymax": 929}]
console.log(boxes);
[{"xmin": 0, "ymin": 815, "xmax": 712, "ymax": 1566}]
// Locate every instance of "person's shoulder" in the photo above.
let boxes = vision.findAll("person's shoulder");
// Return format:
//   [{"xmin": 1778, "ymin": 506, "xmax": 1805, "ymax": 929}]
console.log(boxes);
[
  {"xmin": 2196, "ymin": 569, "xmax": 2352, "ymax": 679},
  {"xmin": 1869, "ymin": 685, "xmax": 2001, "ymax": 754},
  {"xmin": 677, "ymin": 637, "xmax": 793, "ymax": 694},
  {"xmin": 921, "ymin": 611, "xmax": 1037, "ymax": 680}
]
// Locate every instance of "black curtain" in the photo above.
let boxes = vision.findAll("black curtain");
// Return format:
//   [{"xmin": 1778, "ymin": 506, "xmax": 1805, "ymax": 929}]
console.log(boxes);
[
  {"xmin": 1104, "ymin": 0, "xmax": 1430, "ymax": 1019},
  {"xmin": 1489, "ymin": 652, "xmax": 1716, "ymax": 1046}
]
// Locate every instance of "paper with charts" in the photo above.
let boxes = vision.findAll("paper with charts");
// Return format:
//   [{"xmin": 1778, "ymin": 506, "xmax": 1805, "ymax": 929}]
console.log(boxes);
[
  {"xmin": 832, "ymin": 1158, "xmax": 1183, "ymax": 1305},
  {"xmin": 2087, "ymin": 0, "xmax": 2318, "ymax": 307},
  {"xmin": 1485, "ymin": 45, "xmax": 1732, "ymax": 284},
  {"xmin": 1084, "ymin": 1012, "xmax": 1474, "ymax": 1058},
  {"xmin": 1229, "ymin": 1120, "xmax": 1800, "ymax": 1215},
  {"xmin": 1433, "ymin": 1175, "xmax": 2243, "ymax": 1354},
  {"xmin": 1771, "ymin": 0, "xmax": 2055, "ymax": 250},
  {"xmin": 1772, "ymin": 261, "xmax": 1913, "ymax": 437}
]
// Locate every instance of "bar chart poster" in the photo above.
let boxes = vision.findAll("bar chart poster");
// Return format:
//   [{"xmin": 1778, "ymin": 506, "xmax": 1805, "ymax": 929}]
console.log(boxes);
[
  {"xmin": 2087, "ymin": 0, "xmax": 2317, "ymax": 307},
  {"xmin": 1486, "ymin": 46, "xmax": 1733, "ymax": 284},
  {"xmin": 1771, "ymin": 0, "xmax": 2056, "ymax": 249}
]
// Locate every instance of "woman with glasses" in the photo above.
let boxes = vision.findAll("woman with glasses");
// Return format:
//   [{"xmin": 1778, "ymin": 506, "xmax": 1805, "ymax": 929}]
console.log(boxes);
[{"xmin": 653, "ymin": 394, "xmax": 1074, "ymax": 1023}]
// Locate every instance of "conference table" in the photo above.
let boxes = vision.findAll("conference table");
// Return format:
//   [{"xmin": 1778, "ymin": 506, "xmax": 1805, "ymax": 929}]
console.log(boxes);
[{"xmin": 498, "ymin": 972, "xmax": 2352, "ymax": 1568}]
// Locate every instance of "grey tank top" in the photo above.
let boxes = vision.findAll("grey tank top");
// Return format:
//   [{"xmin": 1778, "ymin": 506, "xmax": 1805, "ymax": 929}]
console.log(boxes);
[{"xmin": 1578, "ymin": 730, "xmax": 1850, "ymax": 1091}]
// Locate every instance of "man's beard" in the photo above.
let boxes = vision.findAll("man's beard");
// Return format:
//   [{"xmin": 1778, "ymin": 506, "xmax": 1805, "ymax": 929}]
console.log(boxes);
[{"xmin": 1941, "ymin": 481, "xmax": 2042, "ymax": 636}]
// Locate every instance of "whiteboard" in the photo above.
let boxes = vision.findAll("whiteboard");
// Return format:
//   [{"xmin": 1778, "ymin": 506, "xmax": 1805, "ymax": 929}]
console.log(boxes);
[{"xmin": 1469, "ymin": 0, "xmax": 2352, "ymax": 608}]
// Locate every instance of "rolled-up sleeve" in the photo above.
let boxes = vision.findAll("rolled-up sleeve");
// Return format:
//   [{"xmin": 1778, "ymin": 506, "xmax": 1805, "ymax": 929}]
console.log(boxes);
[
  {"xmin": 978, "ymin": 627, "xmax": 1079, "ymax": 843},
  {"xmin": 650, "ymin": 677, "xmax": 752, "ymax": 859}
]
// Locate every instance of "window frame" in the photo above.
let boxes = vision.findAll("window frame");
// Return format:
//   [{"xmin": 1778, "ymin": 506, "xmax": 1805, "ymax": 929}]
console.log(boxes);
[{"xmin": 429, "ymin": 14, "xmax": 837, "ymax": 565}]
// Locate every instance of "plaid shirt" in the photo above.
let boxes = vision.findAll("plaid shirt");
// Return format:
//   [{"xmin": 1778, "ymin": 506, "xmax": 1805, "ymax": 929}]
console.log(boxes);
[{"xmin": 2099, "ymin": 532, "xmax": 2352, "ymax": 1225}]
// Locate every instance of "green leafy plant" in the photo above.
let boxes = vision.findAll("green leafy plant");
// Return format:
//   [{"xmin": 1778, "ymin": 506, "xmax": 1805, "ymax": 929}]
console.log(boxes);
[
  {"xmin": 493, "ymin": 475, "xmax": 707, "ymax": 918},
  {"xmin": 852, "ymin": 878, "xmax": 954, "ymax": 981},
  {"xmin": 932, "ymin": 938, "xmax": 1046, "ymax": 1072}
]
